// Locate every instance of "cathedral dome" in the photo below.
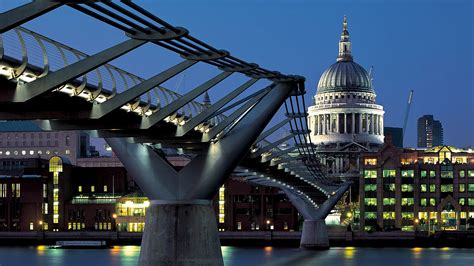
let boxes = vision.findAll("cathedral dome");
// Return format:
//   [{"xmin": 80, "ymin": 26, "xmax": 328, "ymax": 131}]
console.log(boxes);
[
  {"xmin": 317, "ymin": 61, "xmax": 374, "ymax": 93},
  {"xmin": 316, "ymin": 15, "xmax": 374, "ymax": 95}
]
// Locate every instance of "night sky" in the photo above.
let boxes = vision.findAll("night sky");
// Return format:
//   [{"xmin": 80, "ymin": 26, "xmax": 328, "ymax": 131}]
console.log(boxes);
[{"xmin": 1, "ymin": 0, "xmax": 472, "ymax": 148}]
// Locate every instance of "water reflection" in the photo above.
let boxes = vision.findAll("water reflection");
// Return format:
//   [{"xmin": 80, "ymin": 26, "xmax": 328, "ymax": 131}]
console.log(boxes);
[
  {"xmin": 0, "ymin": 246, "xmax": 472, "ymax": 266},
  {"xmin": 344, "ymin": 246, "xmax": 355, "ymax": 259}
]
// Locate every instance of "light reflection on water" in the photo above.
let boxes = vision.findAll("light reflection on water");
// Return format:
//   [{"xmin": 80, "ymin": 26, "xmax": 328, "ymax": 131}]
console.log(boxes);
[{"xmin": 0, "ymin": 246, "xmax": 472, "ymax": 266}]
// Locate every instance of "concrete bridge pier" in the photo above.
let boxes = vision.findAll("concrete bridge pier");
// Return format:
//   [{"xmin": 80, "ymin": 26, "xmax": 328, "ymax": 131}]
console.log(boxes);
[
  {"xmin": 281, "ymin": 182, "xmax": 351, "ymax": 250},
  {"xmin": 139, "ymin": 201, "xmax": 222, "ymax": 266},
  {"xmin": 300, "ymin": 219, "xmax": 329, "ymax": 249},
  {"xmin": 106, "ymin": 82, "xmax": 295, "ymax": 265}
]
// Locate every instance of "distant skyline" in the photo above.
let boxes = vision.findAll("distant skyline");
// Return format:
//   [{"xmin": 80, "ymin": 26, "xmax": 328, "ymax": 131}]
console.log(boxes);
[{"xmin": 0, "ymin": 0, "xmax": 472, "ymax": 148}]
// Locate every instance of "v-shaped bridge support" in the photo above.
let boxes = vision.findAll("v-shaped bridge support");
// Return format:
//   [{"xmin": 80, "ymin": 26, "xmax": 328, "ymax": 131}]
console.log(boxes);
[{"xmin": 105, "ymin": 82, "xmax": 294, "ymax": 266}]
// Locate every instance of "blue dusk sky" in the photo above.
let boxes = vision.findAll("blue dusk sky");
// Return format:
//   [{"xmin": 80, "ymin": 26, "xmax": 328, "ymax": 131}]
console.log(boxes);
[{"xmin": 0, "ymin": 0, "xmax": 472, "ymax": 148}]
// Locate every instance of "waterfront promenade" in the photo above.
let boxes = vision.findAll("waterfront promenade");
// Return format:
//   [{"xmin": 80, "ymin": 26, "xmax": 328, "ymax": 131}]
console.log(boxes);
[{"xmin": 2, "ymin": 228, "xmax": 474, "ymax": 248}]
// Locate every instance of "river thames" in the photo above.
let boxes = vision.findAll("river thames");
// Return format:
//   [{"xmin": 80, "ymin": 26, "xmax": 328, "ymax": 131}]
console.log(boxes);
[{"xmin": 0, "ymin": 246, "xmax": 472, "ymax": 266}]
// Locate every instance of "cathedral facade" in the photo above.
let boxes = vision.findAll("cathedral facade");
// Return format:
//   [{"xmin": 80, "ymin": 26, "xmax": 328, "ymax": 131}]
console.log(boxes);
[{"xmin": 307, "ymin": 17, "xmax": 384, "ymax": 177}]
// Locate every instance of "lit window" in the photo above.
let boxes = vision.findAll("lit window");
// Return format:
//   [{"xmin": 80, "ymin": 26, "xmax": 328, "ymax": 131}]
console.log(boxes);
[
  {"xmin": 440, "ymin": 171, "xmax": 453, "ymax": 178},
  {"xmin": 401, "ymin": 212, "xmax": 414, "ymax": 220},
  {"xmin": 440, "ymin": 185, "xmax": 453, "ymax": 192},
  {"xmin": 459, "ymin": 170, "xmax": 465, "ymax": 178},
  {"xmin": 65, "ymin": 149, "xmax": 70, "ymax": 155},
  {"xmin": 364, "ymin": 170, "xmax": 377, "ymax": 178},
  {"xmin": 468, "ymin": 198, "xmax": 474, "ymax": 206},
  {"xmin": 103, "ymin": 185, "xmax": 107, "ymax": 192},
  {"xmin": 401, "ymin": 170, "xmax": 414, "ymax": 178},
  {"xmin": 420, "ymin": 184, "xmax": 427, "ymax": 193},
  {"xmin": 383, "ymin": 212, "xmax": 395, "ymax": 220},
  {"xmin": 78, "ymin": 186, "xmax": 82, "ymax": 193},
  {"xmin": 91, "ymin": 186, "xmax": 95, "ymax": 192},
  {"xmin": 29, "ymin": 150, "xmax": 34, "ymax": 155},
  {"xmin": 401, "ymin": 198, "xmax": 414, "ymax": 206},
  {"xmin": 468, "ymin": 184, "xmax": 474, "ymax": 192},
  {"xmin": 43, "ymin": 184, "xmax": 47, "ymax": 198},
  {"xmin": 429, "ymin": 184, "xmax": 436, "ymax": 192},
  {"xmin": 364, "ymin": 212, "xmax": 377, "ymax": 219},
  {"xmin": 468, "ymin": 171, "xmax": 474, "ymax": 178},
  {"xmin": 401, "ymin": 184, "xmax": 413, "ymax": 192},
  {"xmin": 429, "ymin": 171, "xmax": 436, "ymax": 178},
  {"xmin": 29, "ymin": 222, "xmax": 34, "ymax": 231},
  {"xmin": 383, "ymin": 169, "xmax": 396, "ymax": 178},
  {"xmin": 420, "ymin": 171, "xmax": 427, "ymax": 178},
  {"xmin": 429, "ymin": 198, "xmax": 436, "ymax": 206},
  {"xmin": 43, "ymin": 203, "xmax": 48, "ymax": 214},
  {"xmin": 364, "ymin": 184, "xmax": 377, "ymax": 192},
  {"xmin": 237, "ymin": 222, "xmax": 242, "ymax": 230},
  {"xmin": 459, "ymin": 198, "xmax": 465, "ymax": 206},
  {"xmin": 383, "ymin": 198, "xmax": 395, "ymax": 206},
  {"xmin": 420, "ymin": 198, "xmax": 427, "ymax": 206},
  {"xmin": 364, "ymin": 198, "xmax": 377, "ymax": 206},
  {"xmin": 459, "ymin": 184, "xmax": 465, "ymax": 192},
  {"xmin": 21, "ymin": 150, "xmax": 26, "ymax": 155},
  {"xmin": 5, "ymin": 151, "xmax": 10, "ymax": 156},
  {"xmin": 364, "ymin": 158, "xmax": 377, "ymax": 166}
]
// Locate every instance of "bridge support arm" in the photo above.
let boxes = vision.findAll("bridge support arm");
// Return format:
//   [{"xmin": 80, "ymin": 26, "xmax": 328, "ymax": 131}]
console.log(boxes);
[{"xmin": 0, "ymin": 1, "xmax": 63, "ymax": 34}]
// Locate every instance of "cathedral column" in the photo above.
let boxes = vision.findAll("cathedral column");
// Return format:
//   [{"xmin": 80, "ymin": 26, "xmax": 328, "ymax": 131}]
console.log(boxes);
[
  {"xmin": 370, "ymin": 114, "xmax": 375, "ymax": 135},
  {"xmin": 359, "ymin": 113, "xmax": 363, "ymax": 134},
  {"xmin": 374, "ymin": 115, "xmax": 377, "ymax": 135},
  {"xmin": 352, "ymin": 113, "xmax": 355, "ymax": 134},
  {"xmin": 328, "ymin": 114, "xmax": 332, "ymax": 134},
  {"xmin": 365, "ymin": 113, "xmax": 370, "ymax": 134},
  {"xmin": 344, "ymin": 113, "xmax": 347, "ymax": 134}
]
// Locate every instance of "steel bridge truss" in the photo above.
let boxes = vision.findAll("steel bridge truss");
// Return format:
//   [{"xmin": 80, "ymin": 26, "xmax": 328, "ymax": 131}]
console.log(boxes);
[{"xmin": 0, "ymin": 1, "xmax": 350, "ymax": 265}]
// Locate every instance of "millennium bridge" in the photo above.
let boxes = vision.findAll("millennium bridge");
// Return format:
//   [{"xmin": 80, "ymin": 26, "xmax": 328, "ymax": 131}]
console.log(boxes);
[{"xmin": 0, "ymin": 1, "xmax": 350, "ymax": 265}]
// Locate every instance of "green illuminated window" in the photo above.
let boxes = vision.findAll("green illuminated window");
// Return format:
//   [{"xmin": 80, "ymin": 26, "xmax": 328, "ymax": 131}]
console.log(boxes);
[
  {"xmin": 383, "ymin": 212, "xmax": 395, "ymax": 220},
  {"xmin": 401, "ymin": 198, "xmax": 414, "ymax": 206},
  {"xmin": 420, "ymin": 198, "xmax": 427, "ymax": 206},
  {"xmin": 401, "ymin": 170, "xmax": 414, "ymax": 178},
  {"xmin": 401, "ymin": 184, "xmax": 413, "ymax": 192},
  {"xmin": 459, "ymin": 198, "xmax": 465, "ymax": 206},
  {"xmin": 459, "ymin": 184, "xmax": 465, "ymax": 192},
  {"xmin": 459, "ymin": 170, "xmax": 465, "ymax": 178},
  {"xmin": 429, "ymin": 184, "xmax": 436, "ymax": 192},
  {"xmin": 468, "ymin": 198, "xmax": 474, "ymax": 206},
  {"xmin": 429, "ymin": 198, "xmax": 436, "ymax": 206},
  {"xmin": 383, "ymin": 169, "xmax": 396, "ymax": 178},
  {"xmin": 420, "ymin": 184, "xmax": 427, "ymax": 192},
  {"xmin": 383, "ymin": 198, "xmax": 395, "ymax": 205},
  {"xmin": 401, "ymin": 212, "xmax": 414, "ymax": 219},
  {"xmin": 420, "ymin": 171, "xmax": 427, "ymax": 178},
  {"xmin": 429, "ymin": 171, "xmax": 436, "ymax": 178},
  {"xmin": 364, "ymin": 170, "xmax": 377, "ymax": 178},
  {"xmin": 440, "ymin": 185, "xmax": 453, "ymax": 192},
  {"xmin": 364, "ymin": 184, "xmax": 377, "ymax": 192},
  {"xmin": 468, "ymin": 171, "xmax": 474, "ymax": 178},
  {"xmin": 364, "ymin": 198, "xmax": 377, "ymax": 206},
  {"xmin": 383, "ymin": 184, "xmax": 395, "ymax": 192},
  {"xmin": 468, "ymin": 184, "xmax": 474, "ymax": 192},
  {"xmin": 365, "ymin": 212, "xmax": 377, "ymax": 219},
  {"xmin": 440, "ymin": 171, "xmax": 453, "ymax": 178}
]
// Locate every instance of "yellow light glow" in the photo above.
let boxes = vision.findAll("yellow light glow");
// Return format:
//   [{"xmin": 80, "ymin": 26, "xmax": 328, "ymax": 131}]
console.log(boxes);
[
  {"xmin": 144, "ymin": 201, "xmax": 150, "ymax": 207},
  {"xmin": 347, "ymin": 212, "xmax": 352, "ymax": 218},
  {"xmin": 266, "ymin": 220, "xmax": 270, "ymax": 225}
]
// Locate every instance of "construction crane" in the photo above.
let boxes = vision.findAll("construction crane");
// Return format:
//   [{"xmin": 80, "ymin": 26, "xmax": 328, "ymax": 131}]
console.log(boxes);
[{"xmin": 402, "ymin": 90, "xmax": 414, "ymax": 141}]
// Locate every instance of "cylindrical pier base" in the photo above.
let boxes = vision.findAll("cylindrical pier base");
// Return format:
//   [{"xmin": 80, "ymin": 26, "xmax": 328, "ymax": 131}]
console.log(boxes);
[
  {"xmin": 300, "ymin": 219, "xmax": 329, "ymax": 250},
  {"xmin": 138, "ymin": 201, "xmax": 223, "ymax": 266}
]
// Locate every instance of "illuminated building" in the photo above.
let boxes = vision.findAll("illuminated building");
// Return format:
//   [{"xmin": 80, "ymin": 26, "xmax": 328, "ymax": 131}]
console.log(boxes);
[
  {"xmin": 417, "ymin": 115, "xmax": 444, "ymax": 148},
  {"xmin": 307, "ymin": 16, "xmax": 384, "ymax": 180},
  {"xmin": 212, "ymin": 178, "xmax": 300, "ymax": 232},
  {"xmin": 115, "ymin": 192, "xmax": 150, "ymax": 232},
  {"xmin": 0, "ymin": 121, "xmax": 91, "ymax": 165},
  {"xmin": 359, "ymin": 142, "xmax": 474, "ymax": 232}
]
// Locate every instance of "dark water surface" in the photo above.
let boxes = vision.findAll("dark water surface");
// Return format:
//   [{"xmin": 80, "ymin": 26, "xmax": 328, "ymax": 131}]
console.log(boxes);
[{"xmin": 0, "ymin": 246, "xmax": 472, "ymax": 266}]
